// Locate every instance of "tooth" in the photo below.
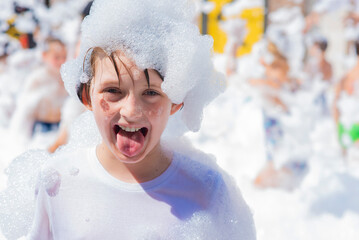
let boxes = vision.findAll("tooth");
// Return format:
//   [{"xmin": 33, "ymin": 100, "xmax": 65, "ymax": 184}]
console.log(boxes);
[{"xmin": 118, "ymin": 126, "xmax": 142, "ymax": 132}]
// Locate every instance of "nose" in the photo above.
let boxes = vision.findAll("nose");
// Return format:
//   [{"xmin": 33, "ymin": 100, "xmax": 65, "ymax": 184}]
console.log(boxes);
[{"xmin": 119, "ymin": 94, "xmax": 143, "ymax": 121}]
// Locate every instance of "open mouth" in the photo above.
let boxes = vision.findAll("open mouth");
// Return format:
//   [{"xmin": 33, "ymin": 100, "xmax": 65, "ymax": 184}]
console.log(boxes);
[
  {"xmin": 113, "ymin": 124, "xmax": 149, "ymax": 157},
  {"xmin": 113, "ymin": 124, "xmax": 148, "ymax": 137}
]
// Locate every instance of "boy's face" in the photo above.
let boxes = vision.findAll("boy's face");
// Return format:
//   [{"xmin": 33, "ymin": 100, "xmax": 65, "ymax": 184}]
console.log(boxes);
[
  {"xmin": 88, "ymin": 51, "xmax": 181, "ymax": 164},
  {"xmin": 309, "ymin": 44, "xmax": 321, "ymax": 59},
  {"xmin": 43, "ymin": 42, "xmax": 67, "ymax": 71}
]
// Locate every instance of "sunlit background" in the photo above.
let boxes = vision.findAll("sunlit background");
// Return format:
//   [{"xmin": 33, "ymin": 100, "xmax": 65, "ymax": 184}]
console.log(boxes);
[{"xmin": 1, "ymin": 0, "xmax": 359, "ymax": 239}]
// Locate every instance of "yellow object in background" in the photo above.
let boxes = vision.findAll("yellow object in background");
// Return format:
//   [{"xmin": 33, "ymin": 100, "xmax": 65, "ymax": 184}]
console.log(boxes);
[
  {"xmin": 5, "ymin": 16, "xmax": 22, "ymax": 40},
  {"xmin": 201, "ymin": 0, "xmax": 264, "ymax": 56},
  {"xmin": 237, "ymin": 7, "xmax": 264, "ymax": 56}
]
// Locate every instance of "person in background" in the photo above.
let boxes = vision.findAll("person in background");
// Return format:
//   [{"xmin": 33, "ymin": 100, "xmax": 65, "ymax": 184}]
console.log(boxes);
[
  {"xmin": 306, "ymin": 37, "xmax": 333, "ymax": 82},
  {"xmin": 250, "ymin": 40, "xmax": 307, "ymax": 190},
  {"xmin": 10, "ymin": 37, "xmax": 68, "ymax": 146},
  {"xmin": 333, "ymin": 39, "xmax": 359, "ymax": 154},
  {"xmin": 47, "ymin": 1, "xmax": 93, "ymax": 153}
]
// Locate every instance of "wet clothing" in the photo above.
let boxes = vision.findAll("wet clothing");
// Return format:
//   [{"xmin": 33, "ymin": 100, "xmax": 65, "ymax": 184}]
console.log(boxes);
[
  {"xmin": 283, "ymin": 161, "xmax": 308, "ymax": 177},
  {"xmin": 263, "ymin": 112, "xmax": 283, "ymax": 161},
  {"xmin": 32, "ymin": 121, "xmax": 60, "ymax": 135},
  {"xmin": 338, "ymin": 122, "xmax": 359, "ymax": 148},
  {"xmin": 28, "ymin": 147, "xmax": 256, "ymax": 240},
  {"xmin": 336, "ymin": 91, "xmax": 359, "ymax": 148},
  {"xmin": 263, "ymin": 111, "xmax": 308, "ymax": 177}
]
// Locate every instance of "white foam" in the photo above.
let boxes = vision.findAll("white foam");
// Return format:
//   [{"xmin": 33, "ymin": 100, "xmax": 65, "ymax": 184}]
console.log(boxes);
[
  {"xmin": 61, "ymin": 0, "xmax": 225, "ymax": 133},
  {"xmin": 222, "ymin": 0, "xmax": 263, "ymax": 17},
  {"xmin": 14, "ymin": 12, "xmax": 37, "ymax": 33},
  {"xmin": 0, "ymin": 150, "xmax": 50, "ymax": 240}
]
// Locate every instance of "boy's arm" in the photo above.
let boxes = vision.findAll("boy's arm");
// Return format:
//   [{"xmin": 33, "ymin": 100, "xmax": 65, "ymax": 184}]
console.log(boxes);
[
  {"xmin": 9, "ymin": 74, "xmax": 43, "ymax": 140},
  {"xmin": 332, "ymin": 78, "xmax": 344, "ymax": 124},
  {"xmin": 249, "ymin": 78, "xmax": 281, "ymax": 89}
]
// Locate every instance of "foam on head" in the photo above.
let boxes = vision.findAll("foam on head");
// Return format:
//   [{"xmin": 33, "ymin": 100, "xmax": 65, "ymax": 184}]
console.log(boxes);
[{"xmin": 61, "ymin": 0, "xmax": 225, "ymax": 133}]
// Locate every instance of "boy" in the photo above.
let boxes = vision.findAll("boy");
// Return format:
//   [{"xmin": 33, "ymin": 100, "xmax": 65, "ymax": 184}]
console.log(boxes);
[
  {"xmin": 25, "ymin": 0, "xmax": 256, "ymax": 238},
  {"xmin": 333, "ymin": 40, "xmax": 359, "ymax": 152},
  {"xmin": 10, "ymin": 37, "xmax": 68, "ymax": 145},
  {"xmin": 306, "ymin": 37, "xmax": 333, "ymax": 82}
]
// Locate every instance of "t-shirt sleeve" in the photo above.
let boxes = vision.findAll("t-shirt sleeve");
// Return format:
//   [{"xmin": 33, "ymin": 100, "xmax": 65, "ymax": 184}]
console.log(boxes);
[{"xmin": 26, "ymin": 177, "xmax": 53, "ymax": 240}]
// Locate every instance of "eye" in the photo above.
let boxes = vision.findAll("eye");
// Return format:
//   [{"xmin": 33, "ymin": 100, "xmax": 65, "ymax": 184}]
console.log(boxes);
[
  {"xmin": 103, "ymin": 87, "xmax": 122, "ymax": 102},
  {"xmin": 144, "ymin": 89, "xmax": 160, "ymax": 96},
  {"xmin": 104, "ymin": 88, "xmax": 121, "ymax": 94}
]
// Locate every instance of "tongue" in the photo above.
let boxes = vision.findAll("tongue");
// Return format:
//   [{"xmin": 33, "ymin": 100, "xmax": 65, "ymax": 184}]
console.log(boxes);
[{"xmin": 116, "ymin": 129, "xmax": 145, "ymax": 157}]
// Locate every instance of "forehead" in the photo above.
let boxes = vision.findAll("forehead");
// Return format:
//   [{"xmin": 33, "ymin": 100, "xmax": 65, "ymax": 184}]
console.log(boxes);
[
  {"xmin": 91, "ymin": 50, "xmax": 164, "ymax": 88},
  {"xmin": 47, "ymin": 42, "xmax": 66, "ymax": 53},
  {"xmin": 94, "ymin": 50, "xmax": 142, "ymax": 79}
]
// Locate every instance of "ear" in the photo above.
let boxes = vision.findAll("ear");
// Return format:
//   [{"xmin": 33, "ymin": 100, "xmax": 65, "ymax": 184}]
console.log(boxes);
[
  {"xmin": 82, "ymin": 86, "xmax": 92, "ymax": 111},
  {"xmin": 170, "ymin": 103, "xmax": 183, "ymax": 115}
]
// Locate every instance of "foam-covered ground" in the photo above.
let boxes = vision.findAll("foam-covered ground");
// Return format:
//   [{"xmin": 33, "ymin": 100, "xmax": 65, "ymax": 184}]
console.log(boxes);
[{"xmin": 186, "ymin": 85, "xmax": 359, "ymax": 240}]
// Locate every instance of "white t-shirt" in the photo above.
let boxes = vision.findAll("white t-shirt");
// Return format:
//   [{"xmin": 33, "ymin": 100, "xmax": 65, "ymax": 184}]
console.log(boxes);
[{"xmin": 27, "ymin": 147, "xmax": 256, "ymax": 240}]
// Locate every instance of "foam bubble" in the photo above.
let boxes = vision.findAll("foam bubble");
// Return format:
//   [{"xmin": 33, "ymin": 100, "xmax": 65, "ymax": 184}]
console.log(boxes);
[
  {"xmin": 61, "ymin": 0, "xmax": 225, "ymax": 133},
  {"xmin": 41, "ymin": 168, "xmax": 61, "ymax": 197},
  {"xmin": 69, "ymin": 167, "xmax": 80, "ymax": 176},
  {"xmin": 0, "ymin": 150, "xmax": 49, "ymax": 240}
]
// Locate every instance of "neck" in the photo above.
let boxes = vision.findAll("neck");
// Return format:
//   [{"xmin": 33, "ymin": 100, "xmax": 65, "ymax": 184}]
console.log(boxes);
[
  {"xmin": 318, "ymin": 53, "xmax": 326, "ymax": 62},
  {"xmin": 96, "ymin": 142, "xmax": 172, "ymax": 183}
]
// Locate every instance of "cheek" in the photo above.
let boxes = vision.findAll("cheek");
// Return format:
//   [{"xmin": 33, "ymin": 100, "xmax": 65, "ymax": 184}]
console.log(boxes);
[
  {"xmin": 144, "ymin": 103, "xmax": 171, "ymax": 126},
  {"xmin": 100, "ymin": 98, "xmax": 110, "ymax": 112},
  {"xmin": 145, "ymin": 107, "xmax": 165, "ymax": 117},
  {"xmin": 93, "ymin": 96, "xmax": 115, "ymax": 123}
]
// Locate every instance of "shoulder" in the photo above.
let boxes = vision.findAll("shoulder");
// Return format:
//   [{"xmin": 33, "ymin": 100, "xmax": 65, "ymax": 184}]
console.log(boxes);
[
  {"xmin": 40, "ymin": 147, "xmax": 91, "ymax": 177},
  {"xmin": 23, "ymin": 66, "xmax": 48, "ymax": 88},
  {"xmin": 174, "ymin": 152, "xmax": 224, "ymax": 188},
  {"xmin": 28, "ymin": 66, "xmax": 48, "ymax": 79},
  {"xmin": 173, "ymin": 152, "xmax": 256, "ymax": 239},
  {"xmin": 335, "ymin": 75, "xmax": 347, "ymax": 92},
  {"xmin": 173, "ymin": 152, "xmax": 235, "ymax": 204},
  {"xmin": 36, "ymin": 147, "xmax": 94, "ymax": 196}
]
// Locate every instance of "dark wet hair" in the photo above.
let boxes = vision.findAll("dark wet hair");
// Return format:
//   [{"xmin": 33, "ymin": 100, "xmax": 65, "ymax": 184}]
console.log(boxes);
[
  {"xmin": 82, "ymin": 1, "xmax": 93, "ymax": 19},
  {"xmin": 355, "ymin": 40, "xmax": 359, "ymax": 56},
  {"xmin": 0, "ymin": 42, "xmax": 10, "ymax": 58},
  {"xmin": 315, "ymin": 40, "xmax": 328, "ymax": 52},
  {"xmin": 77, "ymin": 47, "xmax": 164, "ymax": 106}
]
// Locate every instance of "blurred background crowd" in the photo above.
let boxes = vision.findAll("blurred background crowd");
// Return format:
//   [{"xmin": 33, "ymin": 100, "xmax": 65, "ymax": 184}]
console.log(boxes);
[
  {"xmin": 1, "ymin": 0, "xmax": 358, "ymax": 186},
  {"xmin": 0, "ymin": 0, "xmax": 359, "ymax": 239}
]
